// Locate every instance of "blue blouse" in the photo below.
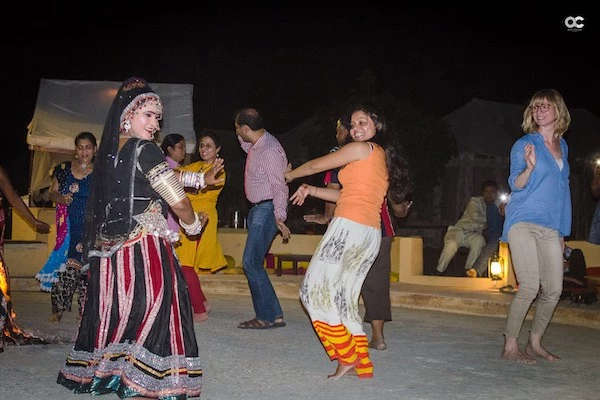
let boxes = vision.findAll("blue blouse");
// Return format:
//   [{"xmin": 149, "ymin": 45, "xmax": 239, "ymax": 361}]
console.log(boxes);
[
  {"xmin": 54, "ymin": 162, "xmax": 92, "ymax": 262},
  {"xmin": 501, "ymin": 133, "xmax": 572, "ymax": 241}
]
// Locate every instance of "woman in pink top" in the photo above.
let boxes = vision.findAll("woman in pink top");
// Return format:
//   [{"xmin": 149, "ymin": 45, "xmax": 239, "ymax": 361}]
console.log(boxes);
[
  {"xmin": 285, "ymin": 104, "xmax": 411, "ymax": 380},
  {"xmin": 161, "ymin": 133, "xmax": 210, "ymax": 322}
]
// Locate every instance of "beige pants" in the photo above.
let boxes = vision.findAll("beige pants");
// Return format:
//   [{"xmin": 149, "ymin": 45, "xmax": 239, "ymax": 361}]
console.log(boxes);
[
  {"xmin": 436, "ymin": 227, "xmax": 485, "ymax": 273},
  {"xmin": 505, "ymin": 222, "xmax": 563, "ymax": 338}
]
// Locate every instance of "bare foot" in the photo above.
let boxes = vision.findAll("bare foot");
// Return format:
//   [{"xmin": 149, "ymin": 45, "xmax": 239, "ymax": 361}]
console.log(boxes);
[
  {"xmin": 501, "ymin": 348, "xmax": 536, "ymax": 364},
  {"xmin": 368, "ymin": 338, "xmax": 387, "ymax": 351},
  {"xmin": 327, "ymin": 363, "xmax": 356, "ymax": 380},
  {"xmin": 526, "ymin": 342, "xmax": 560, "ymax": 361}
]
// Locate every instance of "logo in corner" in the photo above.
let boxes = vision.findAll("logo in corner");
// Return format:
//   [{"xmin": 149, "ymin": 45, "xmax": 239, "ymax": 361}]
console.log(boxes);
[{"xmin": 564, "ymin": 16, "xmax": 585, "ymax": 32}]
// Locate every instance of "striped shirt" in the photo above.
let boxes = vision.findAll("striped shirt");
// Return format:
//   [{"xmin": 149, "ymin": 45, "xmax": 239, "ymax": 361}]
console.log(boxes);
[{"xmin": 238, "ymin": 131, "xmax": 289, "ymax": 221}]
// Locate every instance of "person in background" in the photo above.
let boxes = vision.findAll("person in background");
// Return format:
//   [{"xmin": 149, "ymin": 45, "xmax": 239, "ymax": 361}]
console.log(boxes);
[
  {"xmin": 501, "ymin": 89, "xmax": 572, "ymax": 364},
  {"xmin": 469, "ymin": 181, "xmax": 506, "ymax": 278},
  {"xmin": 436, "ymin": 180, "xmax": 504, "ymax": 277},
  {"xmin": 161, "ymin": 133, "xmax": 211, "ymax": 322},
  {"xmin": 235, "ymin": 108, "xmax": 291, "ymax": 330},
  {"xmin": 38, "ymin": 132, "xmax": 97, "ymax": 322},
  {"xmin": 176, "ymin": 132, "xmax": 227, "ymax": 274}
]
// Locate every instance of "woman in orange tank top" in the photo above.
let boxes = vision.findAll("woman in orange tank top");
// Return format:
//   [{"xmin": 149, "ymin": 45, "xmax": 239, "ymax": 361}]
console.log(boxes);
[{"xmin": 285, "ymin": 104, "xmax": 410, "ymax": 380}]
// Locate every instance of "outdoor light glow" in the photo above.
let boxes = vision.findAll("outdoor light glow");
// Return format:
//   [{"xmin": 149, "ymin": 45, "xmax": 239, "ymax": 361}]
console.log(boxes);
[
  {"xmin": 595, "ymin": 158, "xmax": 600, "ymax": 166},
  {"xmin": 490, "ymin": 261, "xmax": 502, "ymax": 277},
  {"xmin": 499, "ymin": 193, "xmax": 508, "ymax": 202}
]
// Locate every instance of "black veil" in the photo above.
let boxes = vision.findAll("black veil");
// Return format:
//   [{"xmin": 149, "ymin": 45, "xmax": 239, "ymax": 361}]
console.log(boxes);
[{"xmin": 82, "ymin": 77, "xmax": 160, "ymax": 263}]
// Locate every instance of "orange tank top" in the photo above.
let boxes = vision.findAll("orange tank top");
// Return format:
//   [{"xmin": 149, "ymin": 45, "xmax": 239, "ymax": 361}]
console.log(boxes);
[{"xmin": 334, "ymin": 143, "xmax": 389, "ymax": 228}]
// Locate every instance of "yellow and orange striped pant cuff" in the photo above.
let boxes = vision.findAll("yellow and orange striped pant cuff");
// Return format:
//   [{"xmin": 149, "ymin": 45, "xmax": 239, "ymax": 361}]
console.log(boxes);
[{"xmin": 312, "ymin": 321, "xmax": 373, "ymax": 374}]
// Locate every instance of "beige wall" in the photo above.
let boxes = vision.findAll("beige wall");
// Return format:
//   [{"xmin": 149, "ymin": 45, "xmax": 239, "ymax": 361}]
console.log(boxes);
[
  {"xmin": 566, "ymin": 240, "xmax": 600, "ymax": 267},
  {"xmin": 17, "ymin": 209, "xmax": 600, "ymax": 292}
]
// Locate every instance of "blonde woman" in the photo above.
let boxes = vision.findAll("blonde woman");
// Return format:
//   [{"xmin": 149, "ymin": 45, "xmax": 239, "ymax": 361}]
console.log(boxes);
[{"xmin": 501, "ymin": 89, "xmax": 572, "ymax": 364}]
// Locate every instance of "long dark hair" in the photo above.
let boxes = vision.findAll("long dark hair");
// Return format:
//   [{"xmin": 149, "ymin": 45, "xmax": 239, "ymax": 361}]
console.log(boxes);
[{"xmin": 346, "ymin": 103, "xmax": 412, "ymax": 204}]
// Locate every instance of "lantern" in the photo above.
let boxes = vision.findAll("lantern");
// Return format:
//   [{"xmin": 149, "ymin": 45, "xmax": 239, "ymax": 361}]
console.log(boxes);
[{"xmin": 488, "ymin": 252, "xmax": 505, "ymax": 282}]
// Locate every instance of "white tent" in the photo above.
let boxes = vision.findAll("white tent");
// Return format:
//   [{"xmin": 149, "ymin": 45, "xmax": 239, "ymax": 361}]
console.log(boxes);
[{"xmin": 26, "ymin": 79, "xmax": 196, "ymax": 196}]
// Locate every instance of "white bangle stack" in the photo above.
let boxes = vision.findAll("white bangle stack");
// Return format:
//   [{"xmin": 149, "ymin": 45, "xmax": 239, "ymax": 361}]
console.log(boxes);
[
  {"xmin": 179, "ymin": 212, "xmax": 203, "ymax": 235},
  {"xmin": 179, "ymin": 171, "xmax": 206, "ymax": 190}
]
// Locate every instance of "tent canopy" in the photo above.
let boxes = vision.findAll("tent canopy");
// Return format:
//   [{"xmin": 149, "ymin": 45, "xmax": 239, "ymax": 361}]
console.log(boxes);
[{"xmin": 27, "ymin": 79, "xmax": 196, "ymax": 194}]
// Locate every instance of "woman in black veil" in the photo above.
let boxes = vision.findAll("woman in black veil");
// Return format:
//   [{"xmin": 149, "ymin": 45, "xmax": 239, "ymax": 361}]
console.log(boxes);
[{"xmin": 57, "ymin": 77, "xmax": 223, "ymax": 399}]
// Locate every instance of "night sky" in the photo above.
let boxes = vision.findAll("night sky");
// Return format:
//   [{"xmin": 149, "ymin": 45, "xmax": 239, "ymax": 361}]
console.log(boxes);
[{"xmin": 4, "ymin": 5, "xmax": 598, "ymax": 193}]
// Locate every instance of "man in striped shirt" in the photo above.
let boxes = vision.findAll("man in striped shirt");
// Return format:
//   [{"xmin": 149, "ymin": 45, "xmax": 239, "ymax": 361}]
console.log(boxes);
[{"xmin": 235, "ymin": 108, "xmax": 290, "ymax": 329}]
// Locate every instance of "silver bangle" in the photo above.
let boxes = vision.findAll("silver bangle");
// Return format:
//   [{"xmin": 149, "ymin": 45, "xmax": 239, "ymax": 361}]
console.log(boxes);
[
  {"xmin": 179, "ymin": 171, "xmax": 206, "ymax": 190},
  {"xmin": 179, "ymin": 212, "xmax": 203, "ymax": 235}
]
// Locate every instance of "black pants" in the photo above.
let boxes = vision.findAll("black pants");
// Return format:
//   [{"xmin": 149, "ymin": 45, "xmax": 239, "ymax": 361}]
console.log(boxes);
[
  {"xmin": 51, "ymin": 262, "xmax": 88, "ymax": 316},
  {"xmin": 361, "ymin": 236, "xmax": 393, "ymax": 322}
]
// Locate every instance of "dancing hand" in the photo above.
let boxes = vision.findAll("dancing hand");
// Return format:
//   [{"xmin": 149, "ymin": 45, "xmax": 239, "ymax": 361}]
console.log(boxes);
[
  {"xmin": 34, "ymin": 219, "xmax": 50, "ymax": 234},
  {"xmin": 205, "ymin": 158, "xmax": 225, "ymax": 186},
  {"xmin": 60, "ymin": 193, "xmax": 73, "ymax": 205},
  {"xmin": 524, "ymin": 144, "xmax": 536, "ymax": 171},
  {"xmin": 391, "ymin": 200, "xmax": 413, "ymax": 218},
  {"xmin": 199, "ymin": 212, "xmax": 209, "ymax": 226},
  {"xmin": 303, "ymin": 214, "xmax": 330, "ymax": 225},
  {"xmin": 290, "ymin": 184, "xmax": 313, "ymax": 206}
]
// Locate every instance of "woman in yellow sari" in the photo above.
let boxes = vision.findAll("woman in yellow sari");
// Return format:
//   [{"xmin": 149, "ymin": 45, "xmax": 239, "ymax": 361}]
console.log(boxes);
[{"xmin": 176, "ymin": 132, "xmax": 227, "ymax": 273}]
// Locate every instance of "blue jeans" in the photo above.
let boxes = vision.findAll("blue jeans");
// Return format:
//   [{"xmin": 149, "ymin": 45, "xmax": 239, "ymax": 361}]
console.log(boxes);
[{"xmin": 242, "ymin": 201, "xmax": 283, "ymax": 322}]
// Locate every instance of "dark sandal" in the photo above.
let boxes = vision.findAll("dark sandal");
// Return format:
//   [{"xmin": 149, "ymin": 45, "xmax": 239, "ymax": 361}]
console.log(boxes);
[{"xmin": 238, "ymin": 318, "xmax": 273, "ymax": 329}]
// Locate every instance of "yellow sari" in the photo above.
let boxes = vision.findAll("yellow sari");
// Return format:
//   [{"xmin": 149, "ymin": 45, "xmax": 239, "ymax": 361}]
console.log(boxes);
[{"xmin": 175, "ymin": 161, "xmax": 227, "ymax": 272}]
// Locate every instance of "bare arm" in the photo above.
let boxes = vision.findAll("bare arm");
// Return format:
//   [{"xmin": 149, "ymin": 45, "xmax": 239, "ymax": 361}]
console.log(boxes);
[
  {"xmin": 304, "ymin": 182, "xmax": 340, "ymax": 224},
  {"xmin": 0, "ymin": 166, "xmax": 49, "ymax": 233},
  {"xmin": 285, "ymin": 142, "xmax": 371, "ymax": 183},
  {"xmin": 174, "ymin": 158, "xmax": 225, "ymax": 187},
  {"xmin": 169, "ymin": 197, "xmax": 201, "ymax": 226},
  {"xmin": 323, "ymin": 182, "xmax": 340, "ymax": 219},
  {"xmin": 290, "ymin": 184, "xmax": 340, "ymax": 206}
]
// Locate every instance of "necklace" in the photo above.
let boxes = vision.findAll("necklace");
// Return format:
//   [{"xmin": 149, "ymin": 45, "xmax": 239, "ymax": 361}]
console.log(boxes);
[{"xmin": 73, "ymin": 161, "xmax": 91, "ymax": 177}]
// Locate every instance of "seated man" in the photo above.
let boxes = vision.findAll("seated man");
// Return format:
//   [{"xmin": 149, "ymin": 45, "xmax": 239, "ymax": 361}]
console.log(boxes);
[{"xmin": 436, "ymin": 180, "xmax": 504, "ymax": 276}]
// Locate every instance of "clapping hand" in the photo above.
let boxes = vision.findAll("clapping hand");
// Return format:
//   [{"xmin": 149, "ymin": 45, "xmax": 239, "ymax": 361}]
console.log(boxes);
[{"xmin": 524, "ymin": 144, "xmax": 536, "ymax": 171}]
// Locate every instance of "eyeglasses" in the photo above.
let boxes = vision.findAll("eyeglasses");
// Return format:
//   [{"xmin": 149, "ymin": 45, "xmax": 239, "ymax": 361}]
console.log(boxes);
[{"xmin": 531, "ymin": 103, "xmax": 553, "ymax": 112}]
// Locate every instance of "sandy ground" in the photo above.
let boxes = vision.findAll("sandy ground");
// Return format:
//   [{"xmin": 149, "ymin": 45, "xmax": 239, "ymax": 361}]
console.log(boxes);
[{"xmin": 1, "ymin": 291, "xmax": 599, "ymax": 400}]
